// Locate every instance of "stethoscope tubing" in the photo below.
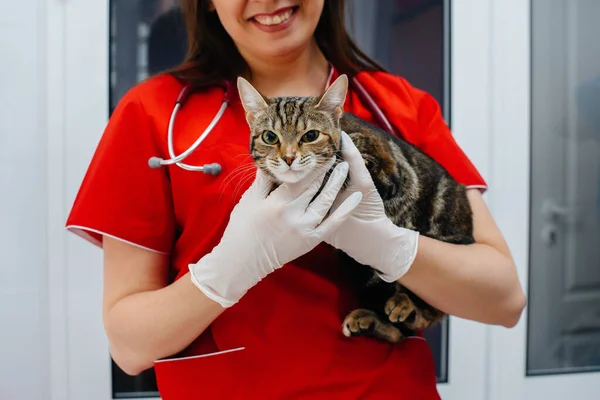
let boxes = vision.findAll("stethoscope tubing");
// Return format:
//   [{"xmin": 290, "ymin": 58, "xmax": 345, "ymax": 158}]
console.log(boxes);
[
  {"xmin": 165, "ymin": 100, "xmax": 227, "ymax": 171},
  {"xmin": 148, "ymin": 76, "xmax": 393, "ymax": 175}
]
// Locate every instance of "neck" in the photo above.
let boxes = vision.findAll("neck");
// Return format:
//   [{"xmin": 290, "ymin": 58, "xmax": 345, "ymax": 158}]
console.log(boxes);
[{"xmin": 241, "ymin": 40, "xmax": 330, "ymax": 98}]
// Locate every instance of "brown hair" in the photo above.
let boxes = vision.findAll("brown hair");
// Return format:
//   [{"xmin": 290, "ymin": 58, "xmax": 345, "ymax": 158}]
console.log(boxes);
[{"xmin": 167, "ymin": 0, "xmax": 386, "ymax": 89}]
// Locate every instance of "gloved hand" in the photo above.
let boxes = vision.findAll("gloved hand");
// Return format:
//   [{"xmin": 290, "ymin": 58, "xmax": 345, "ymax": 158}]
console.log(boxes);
[
  {"xmin": 325, "ymin": 131, "xmax": 420, "ymax": 283},
  {"xmin": 189, "ymin": 161, "xmax": 362, "ymax": 308}
]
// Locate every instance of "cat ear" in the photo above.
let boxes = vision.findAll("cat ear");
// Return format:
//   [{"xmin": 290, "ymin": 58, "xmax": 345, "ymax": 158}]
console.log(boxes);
[
  {"xmin": 316, "ymin": 74, "xmax": 348, "ymax": 120},
  {"xmin": 237, "ymin": 77, "xmax": 268, "ymax": 123}
]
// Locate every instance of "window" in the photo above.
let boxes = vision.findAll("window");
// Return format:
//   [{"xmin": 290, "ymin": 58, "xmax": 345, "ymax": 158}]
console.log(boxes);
[
  {"xmin": 109, "ymin": 0, "xmax": 449, "ymax": 396},
  {"xmin": 527, "ymin": 0, "xmax": 600, "ymax": 376}
]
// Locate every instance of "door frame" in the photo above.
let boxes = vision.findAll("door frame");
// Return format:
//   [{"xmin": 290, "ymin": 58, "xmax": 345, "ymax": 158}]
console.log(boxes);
[
  {"xmin": 48, "ymin": 0, "xmax": 113, "ymax": 399},
  {"xmin": 435, "ymin": 0, "xmax": 496, "ymax": 398},
  {"xmin": 49, "ymin": 0, "xmax": 511, "ymax": 399}
]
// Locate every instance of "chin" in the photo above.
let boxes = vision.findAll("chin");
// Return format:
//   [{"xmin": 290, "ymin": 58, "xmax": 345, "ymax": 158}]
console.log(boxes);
[
  {"xmin": 259, "ymin": 44, "xmax": 305, "ymax": 61},
  {"xmin": 272, "ymin": 169, "xmax": 311, "ymax": 184},
  {"xmin": 270, "ymin": 160, "xmax": 335, "ymax": 185},
  {"xmin": 258, "ymin": 31, "xmax": 313, "ymax": 58}
]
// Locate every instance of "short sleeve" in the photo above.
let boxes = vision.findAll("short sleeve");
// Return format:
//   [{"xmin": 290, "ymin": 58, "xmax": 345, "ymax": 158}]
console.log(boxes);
[
  {"xmin": 65, "ymin": 87, "xmax": 176, "ymax": 254},
  {"xmin": 353, "ymin": 71, "xmax": 488, "ymax": 193},
  {"xmin": 413, "ymin": 88, "xmax": 488, "ymax": 192}
]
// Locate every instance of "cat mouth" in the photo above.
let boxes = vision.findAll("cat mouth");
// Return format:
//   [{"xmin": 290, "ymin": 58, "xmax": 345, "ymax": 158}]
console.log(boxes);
[
  {"xmin": 270, "ymin": 159, "xmax": 336, "ymax": 184},
  {"xmin": 273, "ymin": 169, "xmax": 308, "ymax": 184}
]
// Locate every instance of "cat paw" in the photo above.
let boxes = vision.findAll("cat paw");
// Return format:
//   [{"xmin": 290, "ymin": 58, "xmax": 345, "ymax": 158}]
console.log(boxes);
[
  {"xmin": 342, "ymin": 309, "xmax": 402, "ymax": 343},
  {"xmin": 385, "ymin": 292, "xmax": 415, "ymax": 324},
  {"xmin": 385, "ymin": 293, "xmax": 435, "ymax": 330},
  {"xmin": 343, "ymin": 309, "xmax": 376, "ymax": 337}
]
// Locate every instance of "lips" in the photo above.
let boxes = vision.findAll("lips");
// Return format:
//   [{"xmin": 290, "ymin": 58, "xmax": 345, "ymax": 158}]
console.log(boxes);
[
  {"xmin": 250, "ymin": 6, "xmax": 298, "ymax": 32},
  {"xmin": 254, "ymin": 7, "xmax": 294, "ymax": 26}
]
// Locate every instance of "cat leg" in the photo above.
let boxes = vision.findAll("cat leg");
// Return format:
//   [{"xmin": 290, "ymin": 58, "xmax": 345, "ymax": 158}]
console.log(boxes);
[
  {"xmin": 342, "ymin": 309, "xmax": 403, "ymax": 343},
  {"xmin": 385, "ymin": 290, "xmax": 444, "ymax": 331}
]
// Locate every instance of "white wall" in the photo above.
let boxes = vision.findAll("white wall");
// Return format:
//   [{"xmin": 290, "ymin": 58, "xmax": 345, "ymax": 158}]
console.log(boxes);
[
  {"xmin": 1, "ymin": 1, "xmax": 111, "ymax": 399},
  {"xmin": 0, "ymin": 0, "xmax": 50, "ymax": 399}
]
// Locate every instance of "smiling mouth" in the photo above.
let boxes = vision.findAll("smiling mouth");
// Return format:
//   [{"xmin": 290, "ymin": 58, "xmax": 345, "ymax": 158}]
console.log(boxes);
[{"xmin": 252, "ymin": 6, "xmax": 298, "ymax": 26}]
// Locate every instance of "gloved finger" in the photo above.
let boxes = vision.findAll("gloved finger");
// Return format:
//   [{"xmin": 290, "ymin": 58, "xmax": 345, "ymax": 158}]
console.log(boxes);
[
  {"xmin": 269, "ymin": 165, "xmax": 329, "ymax": 203},
  {"xmin": 340, "ymin": 131, "xmax": 375, "ymax": 189},
  {"xmin": 245, "ymin": 168, "xmax": 274, "ymax": 201},
  {"xmin": 301, "ymin": 162, "xmax": 349, "ymax": 226},
  {"xmin": 274, "ymin": 163, "xmax": 333, "ymax": 205},
  {"xmin": 314, "ymin": 191, "xmax": 363, "ymax": 236},
  {"xmin": 328, "ymin": 185, "xmax": 353, "ymax": 215}
]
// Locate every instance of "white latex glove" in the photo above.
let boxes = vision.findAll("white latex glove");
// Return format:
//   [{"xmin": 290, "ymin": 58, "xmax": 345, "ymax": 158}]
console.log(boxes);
[
  {"xmin": 189, "ymin": 161, "xmax": 362, "ymax": 308},
  {"xmin": 325, "ymin": 131, "xmax": 420, "ymax": 283}
]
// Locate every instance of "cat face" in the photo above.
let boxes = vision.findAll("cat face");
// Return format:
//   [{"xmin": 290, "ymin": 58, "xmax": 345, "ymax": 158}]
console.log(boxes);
[{"xmin": 237, "ymin": 74, "xmax": 348, "ymax": 183}]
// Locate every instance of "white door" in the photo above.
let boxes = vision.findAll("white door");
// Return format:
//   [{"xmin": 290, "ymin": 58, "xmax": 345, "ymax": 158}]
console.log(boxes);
[
  {"xmin": 487, "ymin": 0, "xmax": 600, "ymax": 399},
  {"xmin": 55, "ymin": 0, "xmax": 488, "ymax": 399}
]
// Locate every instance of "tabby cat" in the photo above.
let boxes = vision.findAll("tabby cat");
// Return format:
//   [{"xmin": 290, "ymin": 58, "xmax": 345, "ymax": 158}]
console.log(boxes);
[{"xmin": 236, "ymin": 74, "xmax": 475, "ymax": 343}]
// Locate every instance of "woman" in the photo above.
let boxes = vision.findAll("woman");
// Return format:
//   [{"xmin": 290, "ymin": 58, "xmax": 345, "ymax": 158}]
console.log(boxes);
[{"xmin": 66, "ymin": 0, "xmax": 526, "ymax": 398}]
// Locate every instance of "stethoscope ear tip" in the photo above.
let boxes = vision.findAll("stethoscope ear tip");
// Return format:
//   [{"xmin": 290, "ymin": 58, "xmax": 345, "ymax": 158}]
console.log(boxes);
[
  {"xmin": 202, "ymin": 163, "xmax": 222, "ymax": 175},
  {"xmin": 148, "ymin": 157, "xmax": 164, "ymax": 169}
]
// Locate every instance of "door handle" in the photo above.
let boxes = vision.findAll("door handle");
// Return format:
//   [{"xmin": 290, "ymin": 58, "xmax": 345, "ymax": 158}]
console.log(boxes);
[
  {"xmin": 541, "ymin": 200, "xmax": 571, "ymax": 222},
  {"xmin": 540, "ymin": 199, "xmax": 572, "ymax": 247}
]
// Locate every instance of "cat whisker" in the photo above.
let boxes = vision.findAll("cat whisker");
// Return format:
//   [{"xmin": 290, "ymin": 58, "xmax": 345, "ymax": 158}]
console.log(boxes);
[
  {"xmin": 219, "ymin": 168, "xmax": 258, "ymax": 202},
  {"xmin": 298, "ymin": 155, "xmax": 314, "ymax": 165},
  {"xmin": 224, "ymin": 153, "xmax": 255, "ymax": 174},
  {"xmin": 311, "ymin": 155, "xmax": 340, "ymax": 167},
  {"xmin": 219, "ymin": 162, "xmax": 256, "ymax": 188},
  {"xmin": 219, "ymin": 163, "xmax": 258, "ymax": 195},
  {"xmin": 231, "ymin": 171, "xmax": 260, "ymax": 201},
  {"xmin": 234, "ymin": 153, "xmax": 253, "ymax": 160}
]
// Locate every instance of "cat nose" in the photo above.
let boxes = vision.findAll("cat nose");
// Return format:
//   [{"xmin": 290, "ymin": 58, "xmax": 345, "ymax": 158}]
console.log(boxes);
[{"xmin": 283, "ymin": 155, "xmax": 295, "ymax": 166}]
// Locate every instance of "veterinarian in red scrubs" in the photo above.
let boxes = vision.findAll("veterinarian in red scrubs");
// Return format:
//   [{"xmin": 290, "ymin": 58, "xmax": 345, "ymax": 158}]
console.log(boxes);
[{"xmin": 66, "ymin": 0, "xmax": 526, "ymax": 398}]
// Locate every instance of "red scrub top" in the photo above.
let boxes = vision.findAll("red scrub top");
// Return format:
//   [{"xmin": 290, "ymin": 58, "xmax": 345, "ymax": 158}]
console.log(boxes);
[{"xmin": 66, "ymin": 67, "xmax": 487, "ymax": 399}]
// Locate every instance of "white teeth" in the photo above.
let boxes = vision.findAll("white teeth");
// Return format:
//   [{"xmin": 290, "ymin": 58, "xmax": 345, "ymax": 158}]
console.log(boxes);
[{"xmin": 254, "ymin": 9, "xmax": 293, "ymax": 26}]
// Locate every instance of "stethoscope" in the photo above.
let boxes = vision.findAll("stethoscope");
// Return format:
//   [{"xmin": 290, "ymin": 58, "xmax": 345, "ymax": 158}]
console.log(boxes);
[{"xmin": 148, "ymin": 74, "xmax": 395, "ymax": 176}]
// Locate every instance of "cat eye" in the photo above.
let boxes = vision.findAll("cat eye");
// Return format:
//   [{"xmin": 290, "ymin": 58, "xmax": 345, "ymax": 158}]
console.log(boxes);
[
  {"xmin": 262, "ymin": 130, "xmax": 279, "ymax": 145},
  {"xmin": 301, "ymin": 130, "xmax": 320, "ymax": 143}
]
